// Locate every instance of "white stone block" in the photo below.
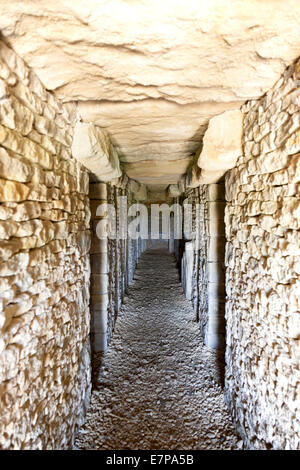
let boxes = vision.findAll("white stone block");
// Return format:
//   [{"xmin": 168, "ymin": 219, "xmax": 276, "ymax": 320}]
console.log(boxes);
[
  {"xmin": 207, "ymin": 262, "xmax": 224, "ymax": 283},
  {"xmin": 204, "ymin": 332, "xmax": 225, "ymax": 350},
  {"xmin": 208, "ymin": 281, "xmax": 225, "ymax": 298}
]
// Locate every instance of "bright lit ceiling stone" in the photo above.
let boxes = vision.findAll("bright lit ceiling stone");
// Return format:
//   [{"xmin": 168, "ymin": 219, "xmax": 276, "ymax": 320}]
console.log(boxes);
[{"xmin": 1, "ymin": 0, "xmax": 300, "ymax": 188}]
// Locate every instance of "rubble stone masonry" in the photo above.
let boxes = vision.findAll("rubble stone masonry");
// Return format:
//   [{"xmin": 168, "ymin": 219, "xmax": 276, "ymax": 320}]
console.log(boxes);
[
  {"xmin": 224, "ymin": 60, "xmax": 300, "ymax": 449},
  {"xmin": 0, "ymin": 40, "xmax": 91, "ymax": 449}
]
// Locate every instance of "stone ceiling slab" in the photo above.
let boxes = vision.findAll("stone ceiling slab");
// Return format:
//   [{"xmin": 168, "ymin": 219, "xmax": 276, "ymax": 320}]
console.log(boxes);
[
  {"xmin": 0, "ymin": 0, "xmax": 300, "ymax": 188},
  {"xmin": 122, "ymin": 158, "xmax": 191, "ymax": 185}
]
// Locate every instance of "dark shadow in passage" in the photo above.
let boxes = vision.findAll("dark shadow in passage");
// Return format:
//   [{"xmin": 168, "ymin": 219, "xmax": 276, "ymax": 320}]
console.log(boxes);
[{"xmin": 91, "ymin": 351, "xmax": 104, "ymax": 390}]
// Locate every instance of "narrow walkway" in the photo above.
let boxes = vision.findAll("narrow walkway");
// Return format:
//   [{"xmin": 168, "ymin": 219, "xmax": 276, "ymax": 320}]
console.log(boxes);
[{"xmin": 75, "ymin": 246, "xmax": 240, "ymax": 450}]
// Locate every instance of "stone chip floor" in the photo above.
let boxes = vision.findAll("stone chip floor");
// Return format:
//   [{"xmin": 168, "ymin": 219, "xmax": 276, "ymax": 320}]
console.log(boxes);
[{"xmin": 75, "ymin": 246, "xmax": 241, "ymax": 450}]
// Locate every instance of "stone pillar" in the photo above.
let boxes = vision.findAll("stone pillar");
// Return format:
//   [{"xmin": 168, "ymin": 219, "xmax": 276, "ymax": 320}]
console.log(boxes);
[
  {"xmin": 182, "ymin": 241, "xmax": 194, "ymax": 301},
  {"xmin": 168, "ymin": 213, "xmax": 175, "ymax": 253},
  {"xmin": 89, "ymin": 182, "xmax": 109, "ymax": 352},
  {"xmin": 204, "ymin": 183, "xmax": 226, "ymax": 349}
]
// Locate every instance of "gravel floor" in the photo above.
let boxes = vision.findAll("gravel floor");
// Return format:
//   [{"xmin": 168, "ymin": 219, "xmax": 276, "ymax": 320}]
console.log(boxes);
[{"xmin": 74, "ymin": 246, "xmax": 241, "ymax": 450}]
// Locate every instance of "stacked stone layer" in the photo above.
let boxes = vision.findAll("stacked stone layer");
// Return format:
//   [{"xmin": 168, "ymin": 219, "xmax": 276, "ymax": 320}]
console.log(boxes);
[
  {"xmin": 0, "ymin": 41, "xmax": 91, "ymax": 449},
  {"xmin": 224, "ymin": 60, "xmax": 300, "ymax": 450}
]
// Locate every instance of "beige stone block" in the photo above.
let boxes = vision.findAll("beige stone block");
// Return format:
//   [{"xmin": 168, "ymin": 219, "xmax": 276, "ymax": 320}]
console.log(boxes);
[
  {"xmin": 0, "ymin": 178, "xmax": 30, "ymax": 202},
  {"xmin": 279, "ymin": 197, "xmax": 300, "ymax": 229},
  {"xmin": 34, "ymin": 114, "xmax": 52, "ymax": 136},
  {"xmin": 284, "ymin": 129, "xmax": 300, "ymax": 155},
  {"xmin": 0, "ymin": 252, "xmax": 29, "ymax": 276},
  {"xmin": 260, "ymin": 131, "xmax": 277, "ymax": 154},
  {"xmin": 0, "ymin": 65, "xmax": 10, "ymax": 85},
  {"xmin": 75, "ymin": 230, "xmax": 91, "ymax": 255},
  {"xmin": 198, "ymin": 109, "xmax": 243, "ymax": 172},
  {"xmin": 261, "ymin": 201, "xmax": 278, "ymax": 215},
  {"xmin": 0, "ymin": 79, "xmax": 8, "ymax": 101},
  {"xmin": 13, "ymin": 81, "xmax": 44, "ymax": 115},
  {"xmin": 287, "ymin": 154, "xmax": 300, "ymax": 183},
  {"xmin": 43, "ymin": 102, "xmax": 56, "ymax": 121},
  {"xmin": 0, "ymin": 95, "xmax": 34, "ymax": 136},
  {"xmin": 72, "ymin": 122, "xmax": 121, "ymax": 181},
  {"xmin": 0, "ymin": 147, "xmax": 33, "ymax": 183},
  {"xmin": 225, "ymin": 168, "xmax": 239, "ymax": 202},
  {"xmin": 0, "ymin": 124, "xmax": 52, "ymax": 170},
  {"xmin": 198, "ymin": 168, "xmax": 225, "ymax": 185}
]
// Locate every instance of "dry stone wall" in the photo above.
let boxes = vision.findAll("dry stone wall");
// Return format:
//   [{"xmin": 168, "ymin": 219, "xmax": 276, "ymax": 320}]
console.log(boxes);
[
  {"xmin": 0, "ymin": 40, "xmax": 91, "ymax": 449},
  {"xmin": 225, "ymin": 59, "xmax": 300, "ymax": 450}
]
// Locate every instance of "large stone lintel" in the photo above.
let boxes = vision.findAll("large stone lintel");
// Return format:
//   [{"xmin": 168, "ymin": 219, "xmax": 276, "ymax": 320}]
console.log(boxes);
[
  {"xmin": 195, "ymin": 109, "xmax": 243, "ymax": 182},
  {"xmin": 72, "ymin": 121, "xmax": 122, "ymax": 182}
]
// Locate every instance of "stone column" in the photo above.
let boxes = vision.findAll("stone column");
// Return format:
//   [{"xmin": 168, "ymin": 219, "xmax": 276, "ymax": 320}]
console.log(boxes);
[
  {"xmin": 204, "ymin": 183, "xmax": 226, "ymax": 350},
  {"xmin": 168, "ymin": 213, "xmax": 175, "ymax": 253},
  {"xmin": 182, "ymin": 241, "xmax": 194, "ymax": 301},
  {"xmin": 89, "ymin": 182, "xmax": 109, "ymax": 352}
]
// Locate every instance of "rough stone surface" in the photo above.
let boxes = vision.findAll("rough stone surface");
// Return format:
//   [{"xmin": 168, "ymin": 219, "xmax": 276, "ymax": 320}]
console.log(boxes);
[
  {"xmin": 72, "ymin": 122, "xmax": 121, "ymax": 182},
  {"xmin": 1, "ymin": 1, "xmax": 300, "ymax": 188},
  {"xmin": 0, "ymin": 40, "xmax": 91, "ymax": 449},
  {"xmin": 75, "ymin": 246, "xmax": 240, "ymax": 450},
  {"xmin": 197, "ymin": 110, "xmax": 243, "ymax": 180},
  {"xmin": 225, "ymin": 59, "xmax": 300, "ymax": 450},
  {"xmin": 0, "ymin": 4, "xmax": 300, "ymax": 452}
]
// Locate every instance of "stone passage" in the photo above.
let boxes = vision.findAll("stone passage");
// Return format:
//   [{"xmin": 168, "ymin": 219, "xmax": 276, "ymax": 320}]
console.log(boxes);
[{"xmin": 75, "ymin": 245, "xmax": 240, "ymax": 450}]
